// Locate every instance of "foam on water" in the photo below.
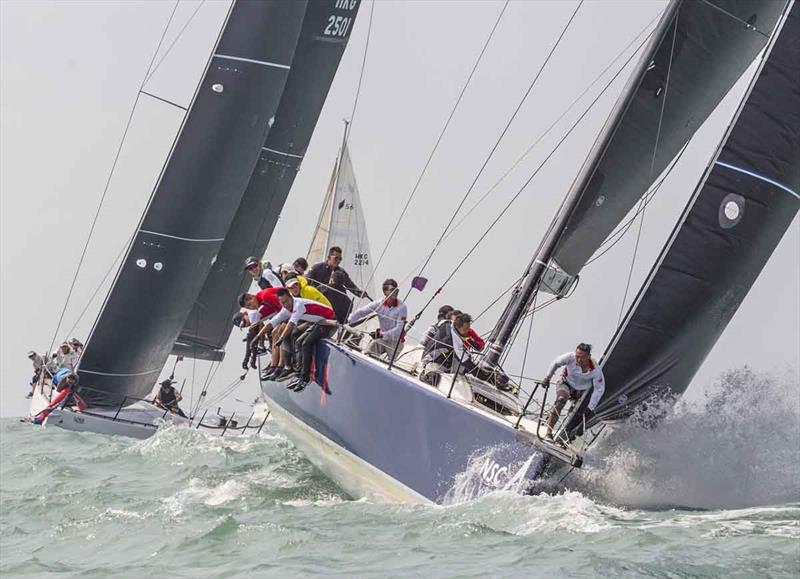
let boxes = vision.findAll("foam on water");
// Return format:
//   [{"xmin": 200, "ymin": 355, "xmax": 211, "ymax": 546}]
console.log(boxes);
[
  {"xmin": 571, "ymin": 367, "xmax": 800, "ymax": 510},
  {"xmin": 1, "ymin": 367, "xmax": 798, "ymax": 577}
]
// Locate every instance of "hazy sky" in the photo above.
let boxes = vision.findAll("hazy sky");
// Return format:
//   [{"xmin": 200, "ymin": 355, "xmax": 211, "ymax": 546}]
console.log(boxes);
[{"xmin": 1, "ymin": 0, "xmax": 797, "ymax": 418}]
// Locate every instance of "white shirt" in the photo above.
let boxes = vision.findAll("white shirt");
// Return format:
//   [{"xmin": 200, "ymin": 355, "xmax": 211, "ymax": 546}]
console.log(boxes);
[
  {"xmin": 268, "ymin": 297, "xmax": 335, "ymax": 327},
  {"xmin": 348, "ymin": 299, "xmax": 408, "ymax": 342},
  {"xmin": 545, "ymin": 352, "xmax": 605, "ymax": 411},
  {"xmin": 260, "ymin": 268, "xmax": 282, "ymax": 288}
]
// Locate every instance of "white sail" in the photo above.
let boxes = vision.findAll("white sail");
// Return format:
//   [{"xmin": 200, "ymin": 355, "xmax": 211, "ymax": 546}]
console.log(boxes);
[{"xmin": 308, "ymin": 142, "xmax": 376, "ymax": 300}]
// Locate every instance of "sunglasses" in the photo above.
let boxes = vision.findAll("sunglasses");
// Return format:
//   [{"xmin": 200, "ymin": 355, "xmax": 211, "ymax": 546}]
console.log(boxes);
[
  {"xmin": 246, "ymin": 264, "xmax": 259, "ymax": 270},
  {"xmin": 383, "ymin": 285, "xmax": 397, "ymax": 292}
]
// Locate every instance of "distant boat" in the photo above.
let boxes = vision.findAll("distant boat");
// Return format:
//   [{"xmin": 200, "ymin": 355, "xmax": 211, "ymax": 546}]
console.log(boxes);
[
  {"xmin": 307, "ymin": 120, "xmax": 377, "ymax": 308},
  {"xmin": 259, "ymin": 0, "xmax": 798, "ymax": 504},
  {"xmin": 28, "ymin": 0, "xmax": 361, "ymax": 438}
]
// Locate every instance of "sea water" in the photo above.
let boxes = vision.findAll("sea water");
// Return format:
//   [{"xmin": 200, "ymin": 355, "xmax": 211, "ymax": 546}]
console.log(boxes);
[{"xmin": 1, "ymin": 368, "xmax": 798, "ymax": 578}]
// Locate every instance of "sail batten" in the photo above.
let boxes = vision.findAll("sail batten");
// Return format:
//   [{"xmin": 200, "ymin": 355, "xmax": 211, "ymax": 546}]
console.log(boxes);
[
  {"xmin": 552, "ymin": 0, "xmax": 786, "ymax": 276},
  {"xmin": 77, "ymin": 0, "xmax": 310, "ymax": 406},
  {"xmin": 595, "ymin": 0, "xmax": 799, "ymax": 420},
  {"xmin": 175, "ymin": 0, "xmax": 361, "ymax": 359}
]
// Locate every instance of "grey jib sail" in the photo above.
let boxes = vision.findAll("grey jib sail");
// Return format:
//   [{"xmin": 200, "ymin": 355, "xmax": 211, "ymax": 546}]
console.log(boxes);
[
  {"xmin": 552, "ymin": 0, "xmax": 785, "ymax": 277},
  {"xmin": 77, "ymin": 0, "xmax": 309, "ymax": 406},
  {"xmin": 595, "ymin": 1, "xmax": 799, "ymax": 420},
  {"xmin": 174, "ymin": 0, "xmax": 361, "ymax": 361}
]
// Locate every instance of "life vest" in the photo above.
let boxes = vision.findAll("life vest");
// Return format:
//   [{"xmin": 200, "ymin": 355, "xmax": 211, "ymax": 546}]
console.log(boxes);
[{"xmin": 423, "ymin": 320, "xmax": 456, "ymax": 368}]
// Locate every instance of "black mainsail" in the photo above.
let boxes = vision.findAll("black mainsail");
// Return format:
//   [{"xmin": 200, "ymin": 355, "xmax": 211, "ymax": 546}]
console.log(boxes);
[
  {"xmin": 484, "ymin": 0, "xmax": 785, "ymax": 367},
  {"xmin": 594, "ymin": 1, "xmax": 799, "ymax": 420},
  {"xmin": 174, "ymin": 0, "xmax": 361, "ymax": 361},
  {"xmin": 77, "ymin": 1, "xmax": 308, "ymax": 406}
]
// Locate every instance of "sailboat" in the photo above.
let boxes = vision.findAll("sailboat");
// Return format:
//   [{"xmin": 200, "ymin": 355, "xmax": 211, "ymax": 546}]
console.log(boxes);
[
  {"xmin": 259, "ymin": 0, "xmax": 798, "ymax": 504},
  {"xmin": 28, "ymin": 0, "xmax": 362, "ymax": 438},
  {"xmin": 307, "ymin": 122, "xmax": 377, "ymax": 304}
]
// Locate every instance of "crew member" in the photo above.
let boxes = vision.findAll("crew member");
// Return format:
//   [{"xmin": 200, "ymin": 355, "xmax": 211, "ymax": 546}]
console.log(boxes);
[
  {"xmin": 421, "ymin": 313, "xmax": 507, "ymax": 387},
  {"xmin": 306, "ymin": 246, "xmax": 371, "ymax": 304},
  {"xmin": 292, "ymin": 257, "xmax": 308, "ymax": 275},
  {"xmin": 239, "ymin": 288, "xmax": 284, "ymax": 373},
  {"xmin": 33, "ymin": 369, "xmax": 81, "ymax": 424},
  {"xmin": 284, "ymin": 274, "xmax": 333, "ymax": 308},
  {"xmin": 243, "ymin": 256, "xmax": 283, "ymax": 289},
  {"xmin": 421, "ymin": 305, "xmax": 453, "ymax": 349},
  {"xmin": 348, "ymin": 278, "xmax": 407, "ymax": 358},
  {"xmin": 154, "ymin": 379, "xmax": 187, "ymax": 418},
  {"xmin": 26, "ymin": 351, "xmax": 45, "ymax": 398},
  {"xmin": 542, "ymin": 343, "xmax": 605, "ymax": 440},
  {"xmin": 49, "ymin": 342, "xmax": 77, "ymax": 372},
  {"xmin": 265, "ymin": 289, "xmax": 336, "ymax": 392}
]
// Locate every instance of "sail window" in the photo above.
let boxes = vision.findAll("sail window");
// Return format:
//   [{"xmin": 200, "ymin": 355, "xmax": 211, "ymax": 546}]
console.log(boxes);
[
  {"xmin": 136, "ymin": 259, "xmax": 147, "ymax": 268},
  {"xmin": 212, "ymin": 83, "xmax": 224, "ymax": 93},
  {"xmin": 719, "ymin": 194, "xmax": 744, "ymax": 229},
  {"xmin": 154, "ymin": 262, "xmax": 163, "ymax": 271}
]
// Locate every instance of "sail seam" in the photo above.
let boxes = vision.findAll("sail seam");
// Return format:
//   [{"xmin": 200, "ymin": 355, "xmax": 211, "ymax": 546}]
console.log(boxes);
[
  {"xmin": 262, "ymin": 146, "xmax": 303, "ymax": 159},
  {"xmin": 214, "ymin": 54, "xmax": 290, "ymax": 69},
  {"xmin": 80, "ymin": 368, "xmax": 161, "ymax": 377},
  {"xmin": 714, "ymin": 161, "xmax": 799, "ymax": 199},
  {"xmin": 139, "ymin": 230, "xmax": 225, "ymax": 242}
]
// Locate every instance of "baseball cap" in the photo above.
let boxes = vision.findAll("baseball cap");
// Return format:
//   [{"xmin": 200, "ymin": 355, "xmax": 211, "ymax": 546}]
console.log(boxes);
[
  {"xmin": 243, "ymin": 256, "xmax": 260, "ymax": 270},
  {"xmin": 285, "ymin": 277, "xmax": 300, "ymax": 288}
]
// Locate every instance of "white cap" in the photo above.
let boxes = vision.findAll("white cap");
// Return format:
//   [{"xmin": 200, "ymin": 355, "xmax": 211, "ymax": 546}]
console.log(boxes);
[
  {"xmin": 279, "ymin": 263, "xmax": 296, "ymax": 275},
  {"xmin": 285, "ymin": 277, "xmax": 300, "ymax": 288}
]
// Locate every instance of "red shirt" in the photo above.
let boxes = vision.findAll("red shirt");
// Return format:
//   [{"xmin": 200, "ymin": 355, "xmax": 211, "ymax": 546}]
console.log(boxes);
[
  {"xmin": 255, "ymin": 288, "xmax": 282, "ymax": 319},
  {"xmin": 465, "ymin": 328, "xmax": 485, "ymax": 351}
]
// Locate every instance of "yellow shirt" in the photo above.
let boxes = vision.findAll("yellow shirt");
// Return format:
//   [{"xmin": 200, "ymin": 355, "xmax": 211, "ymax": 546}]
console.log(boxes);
[{"xmin": 297, "ymin": 276, "xmax": 332, "ymax": 309}]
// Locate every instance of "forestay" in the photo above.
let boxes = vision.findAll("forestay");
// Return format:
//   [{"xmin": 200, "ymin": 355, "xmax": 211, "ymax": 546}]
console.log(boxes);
[
  {"xmin": 307, "ymin": 142, "xmax": 377, "ymax": 300},
  {"xmin": 596, "ymin": 1, "xmax": 799, "ymax": 420},
  {"xmin": 552, "ymin": 0, "xmax": 785, "ymax": 277},
  {"xmin": 78, "ymin": 1, "xmax": 308, "ymax": 406},
  {"xmin": 174, "ymin": 0, "xmax": 361, "ymax": 361}
]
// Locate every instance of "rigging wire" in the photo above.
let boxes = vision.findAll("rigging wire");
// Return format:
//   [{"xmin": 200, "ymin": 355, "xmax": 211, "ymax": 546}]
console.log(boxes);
[
  {"xmin": 47, "ymin": 0, "xmax": 181, "ymax": 354},
  {"xmin": 616, "ymin": 6, "xmax": 679, "ymax": 325},
  {"xmin": 64, "ymin": 230, "xmax": 136, "ymax": 338},
  {"xmin": 409, "ymin": 0, "xmax": 585, "ymax": 294},
  {"xmin": 144, "ymin": 0, "xmax": 207, "ymax": 85},
  {"xmin": 346, "ymin": 0, "xmax": 376, "ymax": 136},
  {"xmin": 363, "ymin": 14, "xmax": 660, "ymax": 300},
  {"xmin": 437, "ymin": 13, "xmax": 660, "ymax": 241},
  {"xmin": 365, "ymin": 0, "xmax": 510, "ymax": 289},
  {"xmin": 584, "ymin": 143, "xmax": 688, "ymax": 267},
  {"xmin": 403, "ymin": 27, "xmax": 655, "ymax": 326}
]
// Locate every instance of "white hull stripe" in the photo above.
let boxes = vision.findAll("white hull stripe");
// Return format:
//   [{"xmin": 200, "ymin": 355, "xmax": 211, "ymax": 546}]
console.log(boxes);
[
  {"xmin": 214, "ymin": 54, "xmax": 290, "ymax": 70},
  {"xmin": 80, "ymin": 368, "xmax": 162, "ymax": 377},
  {"xmin": 262, "ymin": 146, "xmax": 304, "ymax": 159},
  {"xmin": 715, "ymin": 161, "xmax": 800, "ymax": 200},
  {"xmin": 140, "ymin": 230, "xmax": 225, "ymax": 243}
]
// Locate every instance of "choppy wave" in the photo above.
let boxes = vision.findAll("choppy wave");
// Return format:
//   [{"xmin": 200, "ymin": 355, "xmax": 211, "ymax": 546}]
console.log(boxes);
[
  {"xmin": 1, "ymin": 367, "xmax": 798, "ymax": 578},
  {"xmin": 571, "ymin": 367, "xmax": 800, "ymax": 510}
]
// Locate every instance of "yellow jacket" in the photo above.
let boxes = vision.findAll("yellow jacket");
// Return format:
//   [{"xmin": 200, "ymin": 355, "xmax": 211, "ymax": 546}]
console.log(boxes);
[{"xmin": 297, "ymin": 276, "xmax": 332, "ymax": 309}]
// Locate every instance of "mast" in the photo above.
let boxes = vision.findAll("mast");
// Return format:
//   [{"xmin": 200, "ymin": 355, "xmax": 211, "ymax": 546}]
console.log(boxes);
[
  {"xmin": 481, "ymin": 0, "xmax": 786, "ymax": 369},
  {"xmin": 481, "ymin": 0, "xmax": 681, "ymax": 368},
  {"xmin": 589, "ymin": 0, "xmax": 799, "ymax": 422}
]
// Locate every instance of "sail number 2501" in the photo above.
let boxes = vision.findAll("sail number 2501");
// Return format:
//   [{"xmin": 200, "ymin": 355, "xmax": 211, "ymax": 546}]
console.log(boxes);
[{"xmin": 324, "ymin": 15, "xmax": 352, "ymax": 37}]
